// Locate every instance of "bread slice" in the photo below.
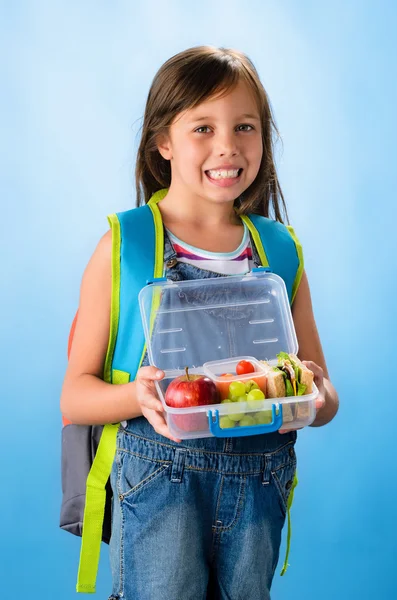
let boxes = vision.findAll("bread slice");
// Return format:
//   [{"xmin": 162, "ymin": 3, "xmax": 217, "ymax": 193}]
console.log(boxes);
[
  {"xmin": 260, "ymin": 361, "xmax": 293, "ymax": 422},
  {"xmin": 288, "ymin": 354, "xmax": 314, "ymax": 394},
  {"xmin": 266, "ymin": 367, "xmax": 286, "ymax": 398}
]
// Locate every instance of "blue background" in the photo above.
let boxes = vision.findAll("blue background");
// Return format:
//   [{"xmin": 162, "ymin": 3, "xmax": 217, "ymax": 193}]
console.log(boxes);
[{"xmin": 1, "ymin": 1, "xmax": 396, "ymax": 598}]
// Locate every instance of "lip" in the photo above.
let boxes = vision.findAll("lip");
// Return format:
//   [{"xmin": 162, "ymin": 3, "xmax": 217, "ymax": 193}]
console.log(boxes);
[{"xmin": 206, "ymin": 165, "xmax": 243, "ymax": 171}]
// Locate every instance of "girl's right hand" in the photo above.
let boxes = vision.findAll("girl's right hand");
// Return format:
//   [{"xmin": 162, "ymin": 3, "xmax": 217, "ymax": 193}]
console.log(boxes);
[{"xmin": 135, "ymin": 366, "xmax": 182, "ymax": 443}]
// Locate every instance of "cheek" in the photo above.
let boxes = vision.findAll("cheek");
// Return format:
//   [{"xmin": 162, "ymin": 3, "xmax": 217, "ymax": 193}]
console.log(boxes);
[
  {"xmin": 177, "ymin": 143, "xmax": 207, "ymax": 174},
  {"xmin": 247, "ymin": 139, "xmax": 263, "ymax": 170},
  {"xmin": 175, "ymin": 139, "xmax": 202, "ymax": 160}
]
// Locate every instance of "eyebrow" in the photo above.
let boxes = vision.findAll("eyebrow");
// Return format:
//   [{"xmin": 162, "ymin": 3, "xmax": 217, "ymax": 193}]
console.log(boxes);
[{"xmin": 188, "ymin": 113, "xmax": 260, "ymax": 123}]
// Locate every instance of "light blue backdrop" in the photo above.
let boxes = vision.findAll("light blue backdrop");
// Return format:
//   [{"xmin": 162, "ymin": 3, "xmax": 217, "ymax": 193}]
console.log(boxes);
[{"xmin": 1, "ymin": 1, "xmax": 396, "ymax": 598}]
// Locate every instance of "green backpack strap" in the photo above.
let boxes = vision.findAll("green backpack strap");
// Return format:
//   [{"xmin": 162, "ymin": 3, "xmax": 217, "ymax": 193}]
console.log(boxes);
[
  {"xmin": 75, "ymin": 213, "xmax": 125, "ymax": 593},
  {"xmin": 76, "ymin": 422, "xmax": 120, "ymax": 593},
  {"xmin": 73, "ymin": 211, "xmax": 119, "ymax": 592},
  {"xmin": 280, "ymin": 471, "xmax": 298, "ymax": 576}
]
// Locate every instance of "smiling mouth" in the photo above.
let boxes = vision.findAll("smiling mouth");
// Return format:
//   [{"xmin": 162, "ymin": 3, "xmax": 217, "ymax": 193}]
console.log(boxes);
[
  {"xmin": 204, "ymin": 168, "xmax": 244, "ymax": 188},
  {"xmin": 205, "ymin": 168, "xmax": 243, "ymax": 180}
]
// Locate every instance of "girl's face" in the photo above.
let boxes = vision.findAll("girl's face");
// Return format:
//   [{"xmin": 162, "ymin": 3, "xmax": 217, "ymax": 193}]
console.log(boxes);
[{"xmin": 157, "ymin": 80, "xmax": 263, "ymax": 206}]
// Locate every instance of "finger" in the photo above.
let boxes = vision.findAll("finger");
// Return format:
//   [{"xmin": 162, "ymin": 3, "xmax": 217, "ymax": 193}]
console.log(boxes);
[
  {"xmin": 302, "ymin": 360, "xmax": 323, "ymax": 378},
  {"xmin": 315, "ymin": 396, "xmax": 325, "ymax": 410},
  {"xmin": 140, "ymin": 392, "xmax": 164, "ymax": 412},
  {"xmin": 279, "ymin": 427, "xmax": 303, "ymax": 434},
  {"xmin": 143, "ymin": 408, "xmax": 181, "ymax": 443},
  {"xmin": 138, "ymin": 366, "xmax": 165, "ymax": 381}
]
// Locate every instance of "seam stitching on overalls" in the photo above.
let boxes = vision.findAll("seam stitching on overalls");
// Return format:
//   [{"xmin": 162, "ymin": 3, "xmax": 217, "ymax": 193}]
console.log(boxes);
[
  {"xmin": 213, "ymin": 475, "xmax": 247, "ymax": 533},
  {"xmin": 119, "ymin": 431, "xmax": 295, "ymax": 457}
]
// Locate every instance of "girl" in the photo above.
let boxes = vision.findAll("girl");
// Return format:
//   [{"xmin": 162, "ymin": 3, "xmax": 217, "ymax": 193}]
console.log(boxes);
[{"xmin": 61, "ymin": 46, "xmax": 339, "ymax": 600}]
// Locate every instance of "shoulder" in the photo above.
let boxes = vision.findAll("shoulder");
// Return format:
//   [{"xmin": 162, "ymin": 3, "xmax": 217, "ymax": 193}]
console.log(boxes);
[
  {"xmin": 83, "ymin": 230, "xmax": 112, "ymax": 275},
  {"xmin": 81, "ymin": 230, "xmax": 112, "ymax": 292},
  {"xmin": 97, "ymin": 229, "xmax": 112, "ymax": 253}
]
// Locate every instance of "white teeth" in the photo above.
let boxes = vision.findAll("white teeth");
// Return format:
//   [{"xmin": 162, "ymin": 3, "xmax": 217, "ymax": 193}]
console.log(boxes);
[{"xmin": 207, "ymin": 169, "xmax": 240, "ymax": 179}]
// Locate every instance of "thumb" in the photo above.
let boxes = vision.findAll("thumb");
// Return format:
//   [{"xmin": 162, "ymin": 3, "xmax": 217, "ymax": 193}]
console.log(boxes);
[{"xmin": 138, "ymin": 366, "xmax": 165, "ymax": 381}]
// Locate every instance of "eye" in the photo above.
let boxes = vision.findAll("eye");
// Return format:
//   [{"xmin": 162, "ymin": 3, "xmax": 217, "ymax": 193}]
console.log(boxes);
[
  {"xmin": 236, "ymin": 124, "xmax": 254, "ymax": 132},
  {"xmin": 194, "ymin": 126, "xmax": 211, "ymax": 134}
]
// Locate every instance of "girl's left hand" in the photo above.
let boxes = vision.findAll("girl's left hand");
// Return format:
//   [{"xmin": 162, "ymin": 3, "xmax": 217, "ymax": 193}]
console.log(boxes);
[{"xmin": 279, "ymin": 360, "xmax": 326, "ymax": 434}]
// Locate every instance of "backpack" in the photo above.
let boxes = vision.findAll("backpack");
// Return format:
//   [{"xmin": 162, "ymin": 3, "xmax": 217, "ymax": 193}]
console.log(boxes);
[{"xmin": 60, "ymin": 311, "xmax": 112, "ymax": 543}]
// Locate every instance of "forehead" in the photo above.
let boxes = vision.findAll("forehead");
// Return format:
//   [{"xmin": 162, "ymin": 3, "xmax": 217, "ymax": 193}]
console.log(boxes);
[{"xmin": 176, "ymin": 80, "xmax": 260, "ymax": 124}]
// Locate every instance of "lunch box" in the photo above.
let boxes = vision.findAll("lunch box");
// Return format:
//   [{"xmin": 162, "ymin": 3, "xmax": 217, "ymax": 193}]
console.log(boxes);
[{"xmin": 138, "ymin": 268, "xmax": 318, "ymax": 440}]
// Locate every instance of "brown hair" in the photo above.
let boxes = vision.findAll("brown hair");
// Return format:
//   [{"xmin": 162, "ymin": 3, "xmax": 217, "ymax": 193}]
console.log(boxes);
[{"xmin": 135, "ymin": 45, "xmax": 289, "ymax": 224}]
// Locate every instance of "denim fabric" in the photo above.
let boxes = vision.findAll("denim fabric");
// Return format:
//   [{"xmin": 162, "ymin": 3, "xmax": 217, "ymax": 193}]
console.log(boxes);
[{"xmin": 109, "ymin": 229, "xmax": 297, "ymax": 600}]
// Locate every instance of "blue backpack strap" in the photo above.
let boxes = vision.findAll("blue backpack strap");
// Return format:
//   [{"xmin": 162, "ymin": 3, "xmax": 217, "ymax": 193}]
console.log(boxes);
[
  {"xmin": 285, "ymin": 226, "xmax": 304, "ymax": 304},
  {"xmin": 110, "ymin": 204, "xmax": 158, "ymax": 377},
  {"xmin": 112, "ymin": 189, "xmax": 167, "ymax": 376},
  {"xmin": 242, "ymin": 214, "xmax": 304, "ymax": 304}
]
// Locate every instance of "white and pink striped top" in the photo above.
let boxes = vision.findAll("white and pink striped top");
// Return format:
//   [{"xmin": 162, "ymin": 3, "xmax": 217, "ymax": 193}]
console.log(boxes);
[{"xmin": 165, "ymin": 223, "xmax": 254, "ymax": 275}]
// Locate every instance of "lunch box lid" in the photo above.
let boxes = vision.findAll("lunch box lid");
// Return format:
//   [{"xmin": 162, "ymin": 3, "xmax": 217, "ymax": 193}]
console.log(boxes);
[{"xmin": 138, "ymin": 269, "xmax": 299, "ymax": 373}]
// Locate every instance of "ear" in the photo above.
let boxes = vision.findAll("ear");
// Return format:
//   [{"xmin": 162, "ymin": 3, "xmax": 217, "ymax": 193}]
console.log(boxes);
[{"xmin": 156, "ymin": 133, "xmax": 173, "ymax": 161}]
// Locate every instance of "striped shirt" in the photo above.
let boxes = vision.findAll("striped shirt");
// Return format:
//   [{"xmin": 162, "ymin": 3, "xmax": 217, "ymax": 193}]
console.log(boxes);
[{"xmin": 165, "ymin": 223, "xmax": 254, "ymax": 275}]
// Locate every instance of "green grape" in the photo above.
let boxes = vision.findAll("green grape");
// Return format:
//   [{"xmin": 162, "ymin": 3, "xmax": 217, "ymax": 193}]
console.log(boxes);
[
  {"xmin": 221, "ymin": 398, "xmax": 233, "ymax": 404},
  {"xmin": 228, "ymin": 381, "xmax": 246, "ymax": 399},
  {"xmin": 239, "ymin": 415, "xmax": 256, "ymax": 427},
  {"xmin": 219, "ymin": 416, "xmax": 236, "ymax": 429},
  {"xmin": 246, "ymin": 388, "xmax": 265, "ymax": 409},
  {"xmin": 254, "ymin": 410, "xmax": 273, "ymax": 425},
  {"xmin": 234, "ymin": 394, "xmax": 248, "ymax": 403},
  {"xmin": 228, "ymin": 412, "xmax": 244, "ymax": 422},
  {"xmin": 245, "ymin": 380, "xmax": 260, "ymax": 393}
]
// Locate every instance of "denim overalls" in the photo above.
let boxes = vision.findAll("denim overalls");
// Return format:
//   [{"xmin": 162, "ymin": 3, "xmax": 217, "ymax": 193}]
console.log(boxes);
[{"xmin": 109, "ymin": 230, "xmax": 297, "ymax": 600}]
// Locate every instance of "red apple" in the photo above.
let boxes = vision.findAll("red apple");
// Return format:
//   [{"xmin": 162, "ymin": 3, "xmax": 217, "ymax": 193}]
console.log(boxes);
[
  {"xmin": 165, "ymin": 367, "xmax": 220, "ymax": 432},
  {"xmin": 165, "ymin": 367, "xmax": 219, "ymax": 408}
]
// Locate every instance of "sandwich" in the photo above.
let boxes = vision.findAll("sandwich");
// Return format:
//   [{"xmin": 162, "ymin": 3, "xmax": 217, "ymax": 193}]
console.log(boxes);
[
  {"xmin": 261, "ymin": 352, "xmax": 314, "ymax": 397},
  {"xmin": 260, "ymin": 352, "xmax": 314, "ymax": 422}
]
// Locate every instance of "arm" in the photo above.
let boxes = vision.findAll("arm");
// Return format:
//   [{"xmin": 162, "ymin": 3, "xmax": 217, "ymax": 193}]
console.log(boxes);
[
  {"xmin": 60, "ymin": 231, "xmax": 181, "ymax": 442},
  {"xmin": 60, "ymin": 230, "xmax": 142, "ymax": 425},
  {"xmin": 292, "ymin": 270, "xmax": 339, "ymax": 427}
]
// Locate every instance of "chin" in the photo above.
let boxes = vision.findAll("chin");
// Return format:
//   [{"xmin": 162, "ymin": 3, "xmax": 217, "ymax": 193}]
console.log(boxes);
[
  {"xmin": 201, "ymin": 173, "xmax": 255, "ymax": 202},
  {"xmin": 201, "ymin": 183, "xmax": 244, "ymax": 203}
]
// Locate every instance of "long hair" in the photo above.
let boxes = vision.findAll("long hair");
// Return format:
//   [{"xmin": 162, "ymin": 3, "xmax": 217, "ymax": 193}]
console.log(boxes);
[{"xmin": 135, "ymin": 45, "xmax": 289, "ymax": 224}]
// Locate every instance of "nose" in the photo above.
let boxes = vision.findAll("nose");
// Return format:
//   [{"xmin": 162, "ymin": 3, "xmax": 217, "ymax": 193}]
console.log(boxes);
[{"xmin": 215, "ymin": 129, "xmax": 239, "ymax": 157}]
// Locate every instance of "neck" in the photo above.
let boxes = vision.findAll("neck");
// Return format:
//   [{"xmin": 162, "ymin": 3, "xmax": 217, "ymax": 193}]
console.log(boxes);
[{"xmin": 157, "ymin": 183, "xmax": 241, "ymax": 228}]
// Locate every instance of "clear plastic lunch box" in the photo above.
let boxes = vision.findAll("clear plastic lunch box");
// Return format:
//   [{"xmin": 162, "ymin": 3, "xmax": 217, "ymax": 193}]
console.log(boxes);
[{"xmin": 138, "ymin": 268, "xmax": 318, "ymax": 439}]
